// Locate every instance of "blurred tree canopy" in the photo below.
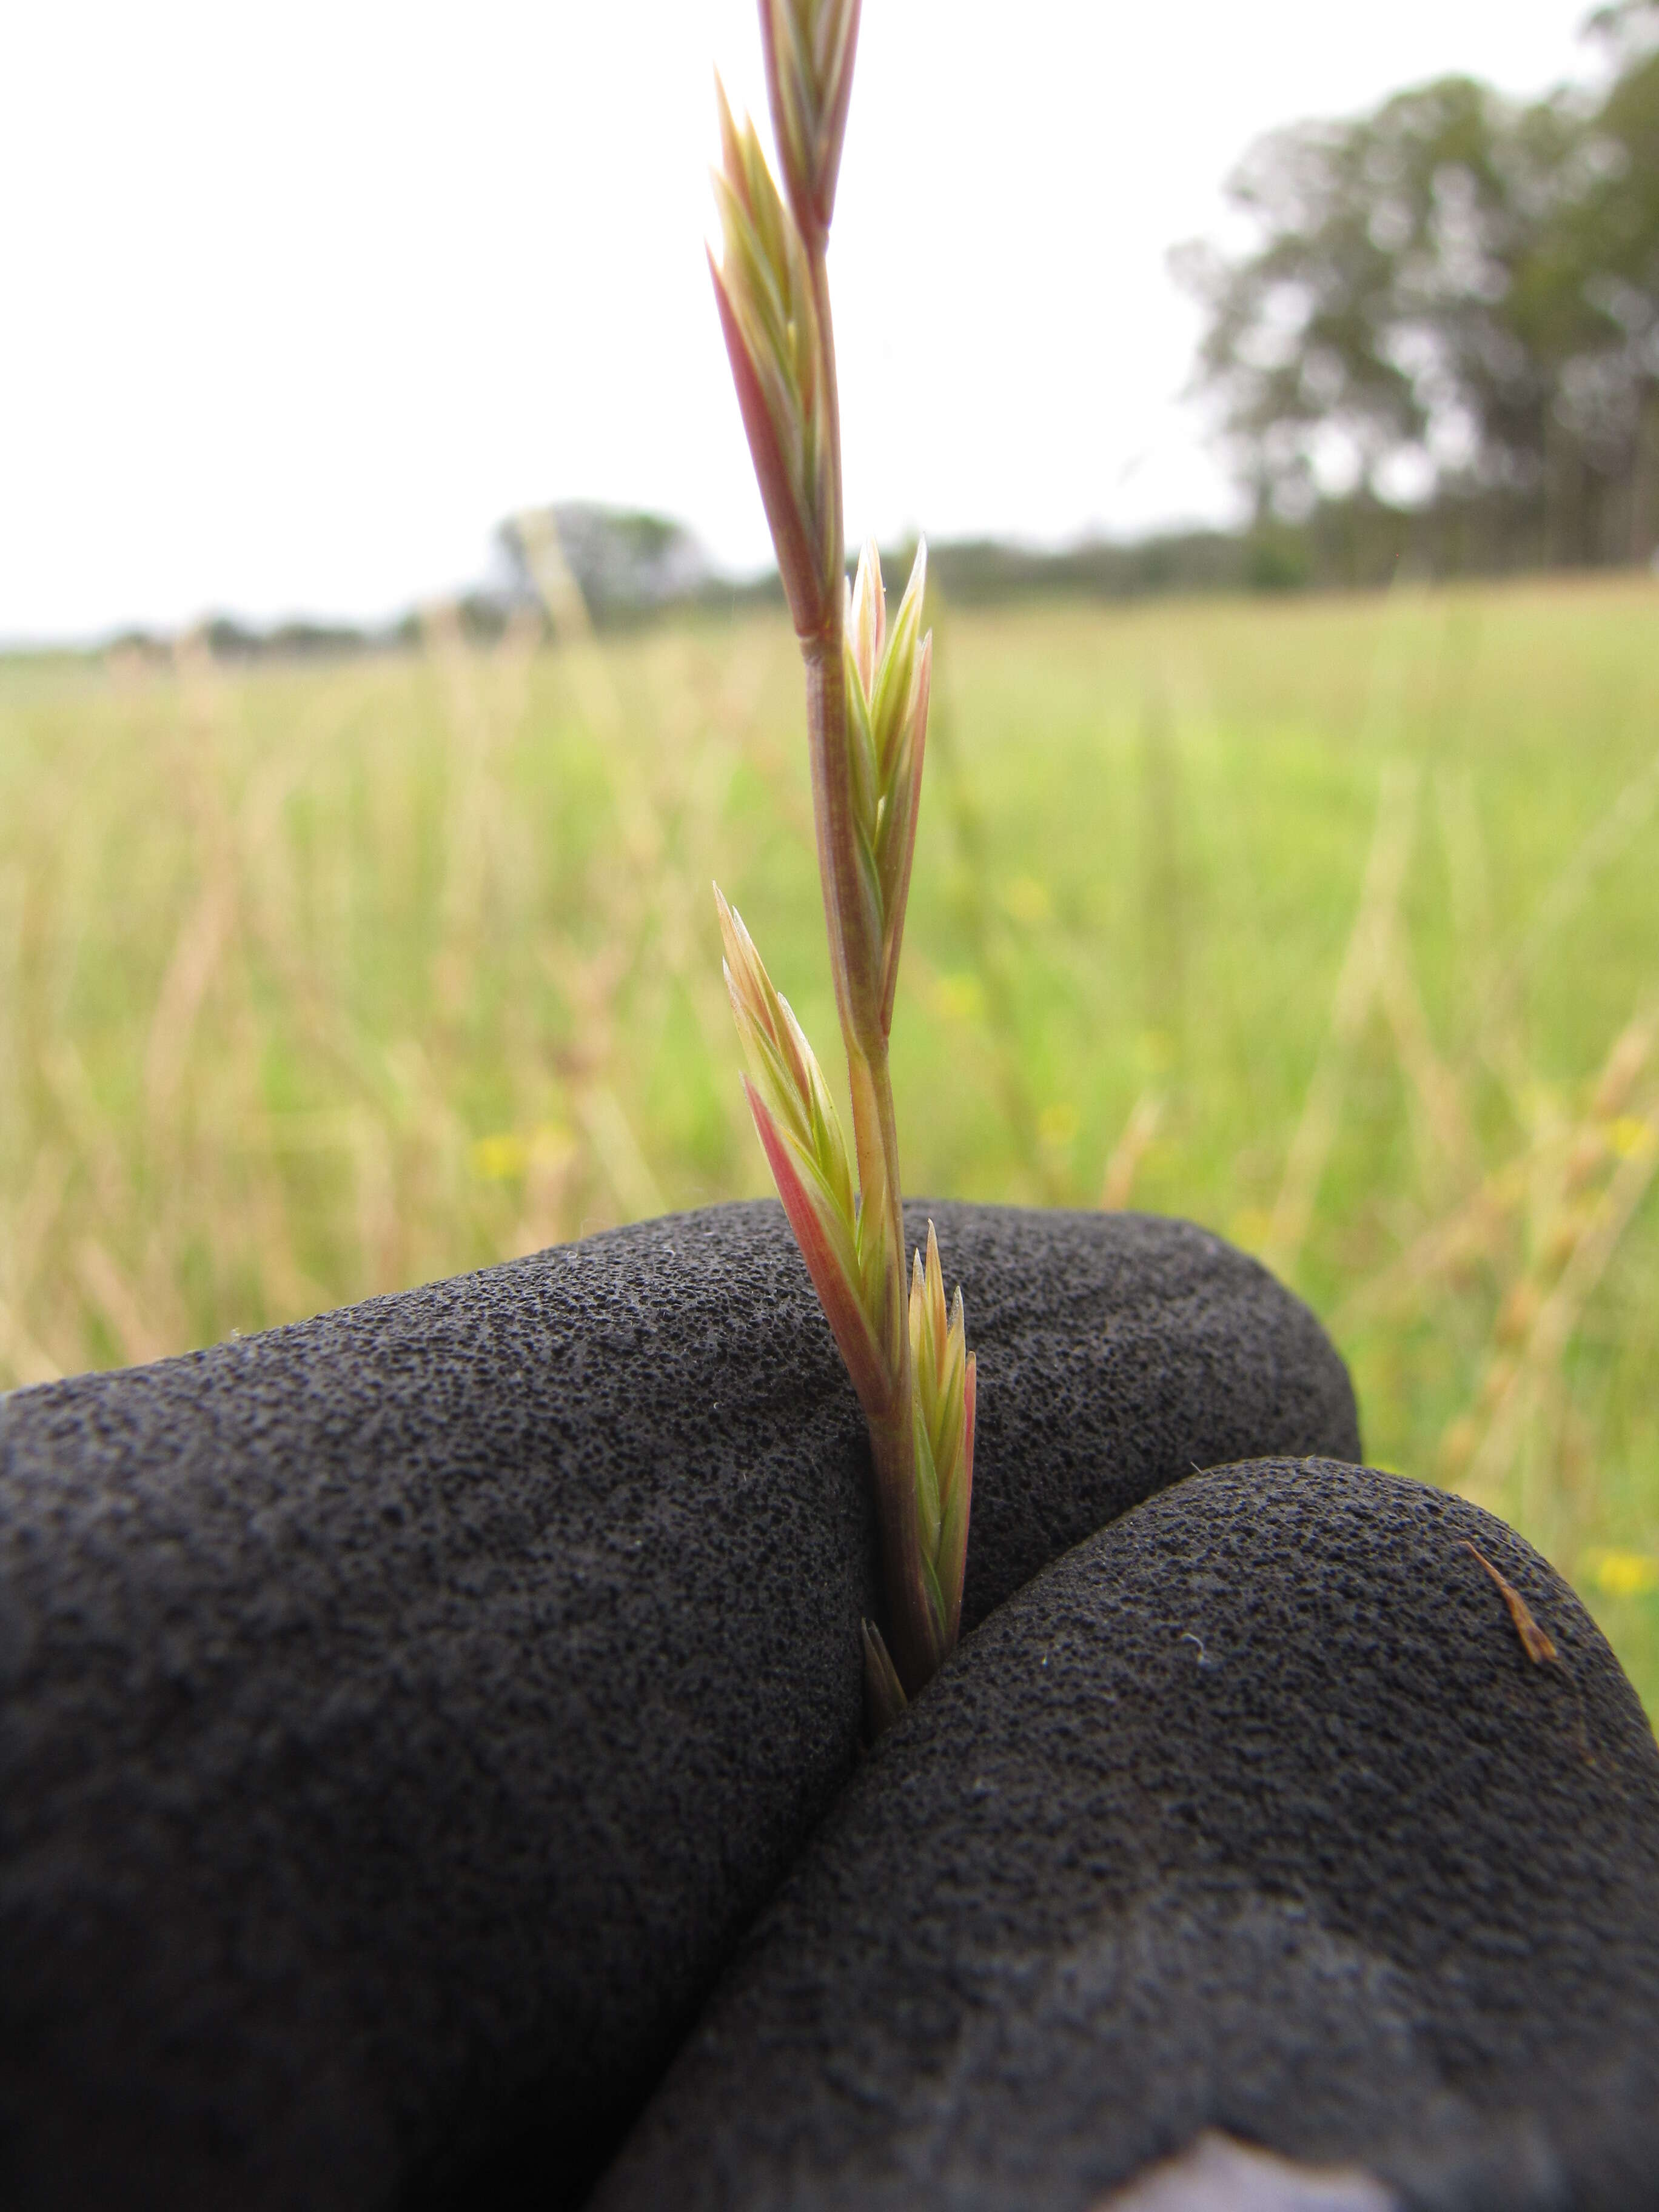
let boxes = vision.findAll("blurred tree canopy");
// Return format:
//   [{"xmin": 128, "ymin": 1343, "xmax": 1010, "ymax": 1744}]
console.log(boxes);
[
  {"xmin": 1175, "ymin": 1, "xmax": 1659, "ymax": 568},
  {"xmin": 497, "ymin": 504, "xmax": 715, "ymax": 629}
]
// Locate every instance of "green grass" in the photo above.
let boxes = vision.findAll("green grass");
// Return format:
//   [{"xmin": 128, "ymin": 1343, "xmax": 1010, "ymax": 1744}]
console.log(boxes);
[{"xmin": 2, "ymin": 575, "xmax": 1656, "ymax": 1708}]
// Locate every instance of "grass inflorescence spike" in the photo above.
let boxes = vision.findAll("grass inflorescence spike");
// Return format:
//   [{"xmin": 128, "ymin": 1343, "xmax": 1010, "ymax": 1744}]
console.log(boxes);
[{"xmin": 708, "ymin": 0, "xmax": 975, "ymax": 1731}]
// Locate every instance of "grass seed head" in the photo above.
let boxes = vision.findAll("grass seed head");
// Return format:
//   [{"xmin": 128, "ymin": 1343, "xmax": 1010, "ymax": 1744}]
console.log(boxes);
[{"xmin": 710, "ymin": 3, "xmax": 973, "ymax": 1716}]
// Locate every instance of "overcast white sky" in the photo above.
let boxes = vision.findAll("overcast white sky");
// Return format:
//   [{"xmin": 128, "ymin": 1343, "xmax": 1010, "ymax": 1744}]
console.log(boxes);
[{"xmin": 0, "ymin": 0, "xmax": 1601, "ymax": 642}]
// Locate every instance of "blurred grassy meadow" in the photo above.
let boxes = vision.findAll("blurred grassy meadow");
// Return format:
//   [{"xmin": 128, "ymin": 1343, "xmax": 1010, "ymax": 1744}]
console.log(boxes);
[{"xmin": 2, "ymin": 572, "xmax": 1657, "ymax": 1706}]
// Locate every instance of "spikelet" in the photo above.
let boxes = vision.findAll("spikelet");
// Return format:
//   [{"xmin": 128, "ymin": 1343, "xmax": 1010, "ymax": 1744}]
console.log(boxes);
[
  {"xmin": 758, "ymin": 0, "xmax": 862, "ymax": 247},
  {"xmin": 843, "ymin": 540, "xmax": 933, "ymax": 1037},
  {"xmin": 908, "ymin": 1220, "xmax": 977, "ymax": 1651},
  {"xmin": 714, "ymin": 887, "xmax": 891, "ymax": 1413},
  {"xmin": 707, "ymin": 83, "xmax": 836, "ymax": 638}
]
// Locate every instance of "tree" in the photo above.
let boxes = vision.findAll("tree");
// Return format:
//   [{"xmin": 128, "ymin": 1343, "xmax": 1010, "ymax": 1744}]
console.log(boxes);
[
  {"xmin": 1535, "ymin": 4, "xmax": 1659, "ymax": 555},
  {"xmin": 497, "ymin": 503, "xmax": 713, "ymax": 629},
  {"xmin": 1175, "ymin": 7, "xmax": 1659, "ymax": 566}
]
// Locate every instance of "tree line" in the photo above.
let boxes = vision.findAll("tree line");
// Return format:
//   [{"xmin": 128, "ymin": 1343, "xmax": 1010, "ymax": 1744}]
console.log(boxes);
[{"xmin": 97, "ymin": 10, "xmax": 1659, "ymax": 664}]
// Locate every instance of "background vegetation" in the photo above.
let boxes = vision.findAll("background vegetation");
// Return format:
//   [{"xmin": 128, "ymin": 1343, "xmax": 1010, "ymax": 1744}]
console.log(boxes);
[
  {"xmin": 138, "ymin": 13, "xmax": 1659, "ymax": 665},
  {"xmin": 1177, "ymin": 0, "xmax": 1659, "ymax": 580},
  {"xmin": 2, "ymin": 571, "xmax": 1655, "ymax": 1707}
]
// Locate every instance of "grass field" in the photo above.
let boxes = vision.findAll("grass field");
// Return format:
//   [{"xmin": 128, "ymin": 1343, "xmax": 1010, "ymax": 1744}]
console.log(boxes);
[{"xmin": 2, "ymin": 574, "xmax": 1656, "ymax": 1709}]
